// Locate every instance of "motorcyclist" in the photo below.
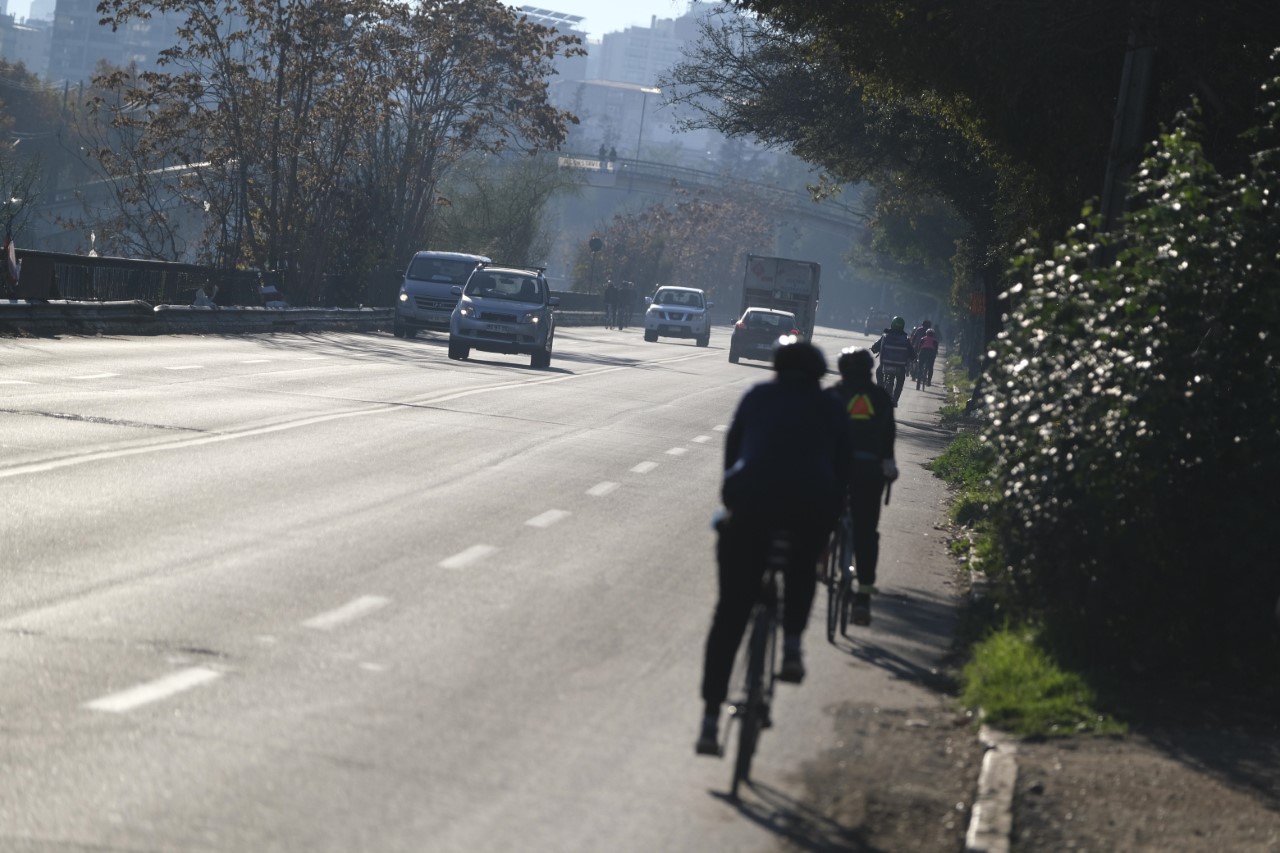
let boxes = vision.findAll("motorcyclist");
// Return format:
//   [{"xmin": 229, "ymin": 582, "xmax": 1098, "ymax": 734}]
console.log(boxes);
[
  {"xmin": 827, "ymin": 347, "xmax": 898, "ymax": 625},
  {"xmin": 871, "ymin": 316, "xmax": 914, "ymax": 406},
  {"xmin": 696, "ymin": 337, "xmax": 848, "ymax": 755}
]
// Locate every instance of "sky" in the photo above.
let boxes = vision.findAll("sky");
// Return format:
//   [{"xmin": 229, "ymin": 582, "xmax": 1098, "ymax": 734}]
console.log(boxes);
[
  {"xmin": 508, "ymin": 1, "xmax": 696, "ymax": 41},
  {"xmin": 9, "ymin": 1, "xmax": 698, "ymax": 43}
]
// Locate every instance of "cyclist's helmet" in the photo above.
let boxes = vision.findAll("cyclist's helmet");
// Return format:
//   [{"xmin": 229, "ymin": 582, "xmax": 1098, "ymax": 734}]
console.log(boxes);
[
  {"xmin": 924, "ymin": 328, "xmax": 936, "ymax": 338},
  {"xmin": 922, "ymin": 319, "xmax": 932, "ymax": 330},
  {"xmin": 836, "ymin": 346, "xmax": 875, "ymax": 380},
  {"xmin": 891, "ymin": 316, "xmax": 906, "ymax": 331},
  {"xmin": 772, "ymin": 335, "xmax": 827, "ymax": 380}
]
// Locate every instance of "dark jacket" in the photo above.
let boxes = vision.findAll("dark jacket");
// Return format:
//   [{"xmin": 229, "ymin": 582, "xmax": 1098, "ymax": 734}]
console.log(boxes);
[
  {"xmin": 826, "ymin": 379, "xmax": 896, "ymax": 469},
  {"xmin": 872, "ymin": 329, "xmax": 914, "ymax": 367},
  {"xmin": 721, "ymin": 376, "xmax": 849, "ymax": 523}
]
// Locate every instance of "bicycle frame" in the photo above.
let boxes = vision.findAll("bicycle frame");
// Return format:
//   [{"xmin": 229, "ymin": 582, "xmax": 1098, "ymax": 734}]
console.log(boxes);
[{"xmin": 728, "ymin": 533, "xmax": 788, "ymax": 799}]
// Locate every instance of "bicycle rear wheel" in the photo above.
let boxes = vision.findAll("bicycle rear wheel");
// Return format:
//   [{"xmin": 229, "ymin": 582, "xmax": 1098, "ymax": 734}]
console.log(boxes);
[
  {"xmin": 731, "ymin": 604, "xmax": 774, "ymax": 798},
  {"xmin": 825, "ymin": 533, "xmax": 841, "ymax": 643}
]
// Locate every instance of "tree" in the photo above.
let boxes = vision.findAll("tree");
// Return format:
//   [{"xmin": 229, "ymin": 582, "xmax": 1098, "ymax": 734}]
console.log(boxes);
[
  {"xmin": 89, "ymin": 0, "xmax": 580, "ymax": 301},
  {"xmin": 433, "ymin": 153, "xmax": 581, "ymax": 266}
]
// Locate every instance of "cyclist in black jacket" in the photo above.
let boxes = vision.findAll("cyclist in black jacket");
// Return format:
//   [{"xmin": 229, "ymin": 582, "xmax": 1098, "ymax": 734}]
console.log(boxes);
[
  {"xmin": 696, "ymin": 338, "xmax": 849, "ymax": 755},
  {"xmin": 827, "ymin": 347, "xmax": 899, "ymax": 625}
]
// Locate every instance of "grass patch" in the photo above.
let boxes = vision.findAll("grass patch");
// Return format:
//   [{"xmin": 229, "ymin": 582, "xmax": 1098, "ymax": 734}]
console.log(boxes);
[
  {"xmin": 961, "ymin": 625, "xmax": 1125, "ymax": 736},
  {"xmin": 929, "ymin": 432, "xmax": 992, "ymax": 491}
]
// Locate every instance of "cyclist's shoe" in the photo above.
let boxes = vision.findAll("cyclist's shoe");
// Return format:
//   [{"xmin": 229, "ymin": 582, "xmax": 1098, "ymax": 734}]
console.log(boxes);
[
  {"xmin": 778, "ymin": 651, "xmax": 805, "ymax": 684},
  {"xmin": 852, "ymin": 593, "xmax": 872, "ymax": 626},
  {"xmin": 695, "ymin": 718, "xmax": 721, "ymax": 756}
]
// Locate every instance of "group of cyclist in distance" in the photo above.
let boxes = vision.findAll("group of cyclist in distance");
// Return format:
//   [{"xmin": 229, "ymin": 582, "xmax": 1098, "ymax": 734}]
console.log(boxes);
[
  {"xmin": 871, "ymin": 316, "xmax": 939, "ymax": 405},
  {"xmin": 696, "ymin": 335, "xmax": 900, "ymax": 757}
]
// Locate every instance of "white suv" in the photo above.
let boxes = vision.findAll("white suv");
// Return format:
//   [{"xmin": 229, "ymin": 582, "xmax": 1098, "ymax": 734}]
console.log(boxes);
[{"xmin": 643, "ymin": 286, "xmax": 711, "ymax": 347}]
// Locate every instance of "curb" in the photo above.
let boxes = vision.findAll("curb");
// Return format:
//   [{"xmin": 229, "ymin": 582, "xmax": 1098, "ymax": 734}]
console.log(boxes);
[{"xmin": 965, "ymin": 724, "xmax": 1018, "ymax": 853}]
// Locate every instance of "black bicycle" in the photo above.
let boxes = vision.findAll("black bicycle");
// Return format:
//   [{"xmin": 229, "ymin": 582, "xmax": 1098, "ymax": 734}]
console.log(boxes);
[
  {"xmin": 726, "ymin": 530, "xmax": 789, "ymax": 799},
  {"xmin": 825, "ymin": 505, "xmax": 855, "ymax": 642}
]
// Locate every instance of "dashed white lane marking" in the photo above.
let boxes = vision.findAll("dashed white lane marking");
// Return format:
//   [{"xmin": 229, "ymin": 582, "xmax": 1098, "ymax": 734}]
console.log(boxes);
[
  {"xmin": 303, "ymin": 595, "xmax": 391, "ymax": 630},
  {"xmin": 164, "ymin": 365, "xmax": 202, "ymax": 371},
  {"xmin": 240, "ymin": 359, "xmax": 270, "ymax": 364},
  {"xmin": 692, "ymin": 435, "xmax": 711, "ymax": 444},
  {"xmin": 526, "ymin": 509, "xmax": 570, "ymax": 528},
  {"xmin": 298, "ymin": 356, "xmax": 327, "ymax": 361},
  {"xmin": 0, "ymin": 380, "xmax": 32, "ymax": 385},
  {"xmin": 85, "ymin": 666, "xmax": 221, "ymax": 713},
  {"xmin": 713, "ymin": 424, "xmax": 728, "ymax": 432},
  {"xmin": 71, "ymin": 373, "xmax": 120, "ymax": 380},
  {"xmin": 587, "ymin": 481, "xmax": 619, "ymax": 497},
  {"xmin": 666, "ymin": 447, "xmax": 688, "ymax": 456},
  {"xmin": 440, "ymin": 544, "xmax": 497, "ymax": 569},
  {"xmin": 631, "ymin": 461, "xmax": 659, "ymax": 474}
]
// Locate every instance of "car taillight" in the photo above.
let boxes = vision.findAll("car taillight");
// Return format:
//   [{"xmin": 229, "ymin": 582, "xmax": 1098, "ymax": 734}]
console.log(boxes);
[{"xmin": 790, "ymin": 328, "xmax": 800, "ymax": 335}]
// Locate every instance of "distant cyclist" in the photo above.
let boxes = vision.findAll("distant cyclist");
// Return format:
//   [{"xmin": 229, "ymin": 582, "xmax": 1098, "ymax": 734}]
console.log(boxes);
[
  {"xmin": 828, "ymin": 348, "xmax": 899, "ymax": 625},
  {"xmin": 696, "ymin": 337, "xmax": 848, "ymax": 755},
  {"xmin": 872, "ymin": 316, "xmax": 914, "ymax": 406},
  {"xmin": 908, "ymin": 320, "xmax": 931, "ymax": 380},
  {"xmin": 916, "ymin": 328, "xmax": 939, "ymax": 387}
]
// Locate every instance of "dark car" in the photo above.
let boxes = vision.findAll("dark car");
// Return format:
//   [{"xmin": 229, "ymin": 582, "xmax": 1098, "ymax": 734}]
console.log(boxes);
[{"xmin": 728, "ymin": 307, "xmax": 799, "ymax": 364}]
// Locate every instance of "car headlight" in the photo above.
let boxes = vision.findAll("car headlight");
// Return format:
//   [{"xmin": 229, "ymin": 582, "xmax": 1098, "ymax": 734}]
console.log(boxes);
[
  {"xmin": 398, "ymin": 289, "xmax": 408, "ymax": 302},
  {"xmin": 458, "ymin": 302, "xmax": 476, "ymax": 317},
  {"xmin": 520, "ymin": 312, "xmax": 540, "ymax": 324}
]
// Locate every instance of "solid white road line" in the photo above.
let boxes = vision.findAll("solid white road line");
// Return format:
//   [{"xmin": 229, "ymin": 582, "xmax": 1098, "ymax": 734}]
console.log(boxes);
[
  {"xmin": 302, "ymin": 595, "xmax": 391, "ymax": 630},
  {"xmin": 525, "ymin": 509, "xmax": 570, "ymax": 528},
  {"xmin": 440, "ymin": 544, "xmax": 497, "ymax": 569},
  {"xmin": 85, "ymin": 667, "xmax": 222, "ymax": 713},
  {"xmin": 587, "ymin": 481, "xmax": 619, "ymax": 497},
  {"xmin": 240, "ymin": 359, "xmax": 271, "ymax": 364},
  {"xmin": 71, "ymin": 373, "xmax": 120, "ymax": 380},
  {"xmin": 0, "ymin": 380, "xmax": 32, "ymax": 385},
  {"xmin": 630, "ymin": 461, "xmax": 659, "ymax": 474},
  {"xmin": 163, "ymin": 365, "xmax": 202, "ymax": 371}
]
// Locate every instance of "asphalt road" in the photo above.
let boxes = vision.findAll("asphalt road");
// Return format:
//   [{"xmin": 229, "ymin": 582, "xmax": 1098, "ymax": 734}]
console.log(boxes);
[{"xmin": 0, "ymin": 324, "xmax": 963, "ymax": 852}]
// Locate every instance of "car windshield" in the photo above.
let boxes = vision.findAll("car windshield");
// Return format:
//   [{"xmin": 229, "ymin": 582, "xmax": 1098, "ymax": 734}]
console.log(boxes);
[
  {"xmin": 654, "ymin": 290, "xmax": 703, "ymax": 308},
  {"xmin": 464, "ymin": 272, "xmax": 544, "ymax": 302},
  {"xmin": 744, "ymin": 311, "xmax": 794, "ymax": 331},
  {"xmin": 406, "ymin": 257, "xmax": 479, "ymax": 283}
]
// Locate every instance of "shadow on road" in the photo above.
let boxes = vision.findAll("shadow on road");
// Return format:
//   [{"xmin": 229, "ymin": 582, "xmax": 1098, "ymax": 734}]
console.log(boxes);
[{"xmin": 709, "ymin": 781, "xmax": 875, "ymax": 852}]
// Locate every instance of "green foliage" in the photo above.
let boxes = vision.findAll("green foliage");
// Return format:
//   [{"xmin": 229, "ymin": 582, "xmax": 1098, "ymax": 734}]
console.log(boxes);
[
  {"xmin": 962, "ymin": 626, "xmax": 1124, "ymax": 737},
  {"xmin": 983, "ymin": 88, "xmax": 1280, "ymax": 680},
  {"xmin": 929, "ymin": 432, "xmax": 992, "ymax": 491},
  {"xmin": 570, "ymin": 186, "xmax": 775, "ymax": 301},
  {"xmin": 434, "ymin": 154, "xmax": 580, "ymax": 266}
]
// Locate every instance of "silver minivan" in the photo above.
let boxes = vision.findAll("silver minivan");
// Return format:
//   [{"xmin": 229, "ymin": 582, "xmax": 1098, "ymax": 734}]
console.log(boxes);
[{"xmin": 394, "ymin": 250, "xmax": 491, "ymax": 338}]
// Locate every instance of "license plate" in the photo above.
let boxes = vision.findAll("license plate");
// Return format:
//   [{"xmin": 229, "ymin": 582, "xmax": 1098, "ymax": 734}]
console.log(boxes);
[{"xmin": 485, "ymin": 323, "xmax": 508, "ymax": 332}]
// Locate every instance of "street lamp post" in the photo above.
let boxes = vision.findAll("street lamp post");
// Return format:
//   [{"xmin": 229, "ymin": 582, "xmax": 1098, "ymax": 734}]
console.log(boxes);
[{"xmin": 628, "ymin": 86, "xmax": 661, "ymax": 193}]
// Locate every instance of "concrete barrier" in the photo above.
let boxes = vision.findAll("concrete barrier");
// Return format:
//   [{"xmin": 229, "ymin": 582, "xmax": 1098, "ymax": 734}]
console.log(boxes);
[{"xmin": 1, "ymin": 300, "xmax": 604, "ymax": 337}]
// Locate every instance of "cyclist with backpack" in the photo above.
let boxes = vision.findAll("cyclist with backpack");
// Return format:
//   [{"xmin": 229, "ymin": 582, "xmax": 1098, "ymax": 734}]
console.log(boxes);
[
  {"xmin": 908, "ymin": 320, "xmax": 931, "ymax": 380},
  {"xmin": 915, "ymin": 327, "xmax": 939, "ymax": 387},
  {"xmin": 827, "ymin": 348, "xmax": 899, "ymax": 626},
  {"xmin": 871, "ymin": 316, "xmax": 914, "ymax": 406},
  {"xmin": 696, "ymin": 338, "xmax": 849, "ymax": 755}
]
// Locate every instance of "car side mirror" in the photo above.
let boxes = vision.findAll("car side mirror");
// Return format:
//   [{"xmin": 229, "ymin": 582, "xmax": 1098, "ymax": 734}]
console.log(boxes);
[
  {"xmin": 451, "ymin": 285, "xmax": 462, "ymax": 295},
  {"xmin": 644, "ymin": 296, "xmax": 653, "ymax": 304},
  {"xmin": 707, "ymin": 302, "xmax": 714, "ymax": 309},
  {"xmin": 549, "ymin": 296, "xmax": 561, "ymax": 307}
]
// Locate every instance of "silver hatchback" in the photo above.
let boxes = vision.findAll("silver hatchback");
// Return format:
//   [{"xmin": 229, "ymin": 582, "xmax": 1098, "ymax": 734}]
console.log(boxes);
[{"xmin": 448, "ymin": 266, "xmax": 559, "ymax": 368}]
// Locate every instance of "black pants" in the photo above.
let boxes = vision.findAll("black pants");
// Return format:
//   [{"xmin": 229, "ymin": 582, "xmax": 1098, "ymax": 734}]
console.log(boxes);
[
  {"xmin": 848, "ymin": 465, "xmax": 886, "ymax": 588},
  {"xmin": 700, "ymin": 513, "xmax": 830, "ymax": 708}
]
